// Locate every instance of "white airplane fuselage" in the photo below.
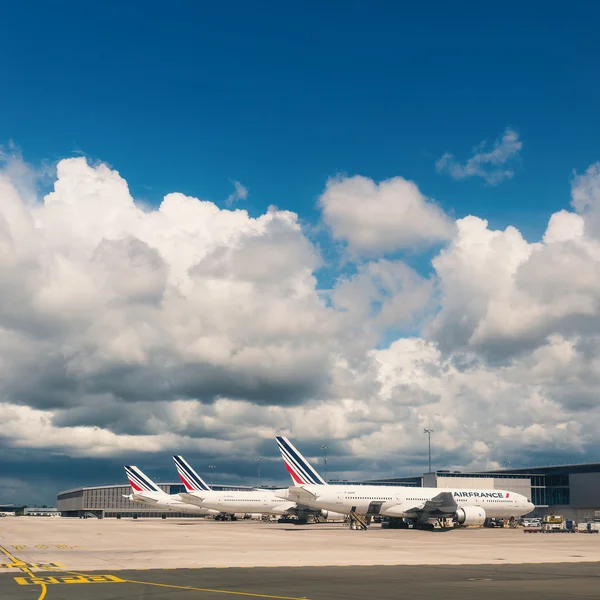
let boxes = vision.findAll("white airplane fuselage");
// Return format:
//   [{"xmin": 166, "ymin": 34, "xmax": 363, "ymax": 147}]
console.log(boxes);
[
  {"xmin": 126, "ymin": 491, "xmax": 219, "ymax": 515},
  {"xmin": 279, "ymin": 485, "xmax": 534, "ymax": 520},
  {"xmin": 182, "ymin": 489, "xmax": 299, "ymax": 516}
]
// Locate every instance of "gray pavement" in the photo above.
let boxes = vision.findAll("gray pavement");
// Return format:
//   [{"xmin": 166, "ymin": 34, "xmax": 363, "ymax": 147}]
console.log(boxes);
[
  {"xmin": 1, "ymin": 519, "xmax": 600, "ymax": 599},
  {"xmin": 2, "ymin": 518, "xmax": 600, "ymax": 571},
  {"xmin": 2, "ymin": 563, "xmax": 600, "ymax": 600}
]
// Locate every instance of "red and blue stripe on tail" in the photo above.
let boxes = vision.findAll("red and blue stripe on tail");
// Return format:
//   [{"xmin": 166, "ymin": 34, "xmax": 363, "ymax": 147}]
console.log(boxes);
[
  {"xmin": 172, "ymin": 455, "xmax": 212, "ymax": 492},
  {"xmin": 275, "ymin": 436, "xmax": 327, "ymax": 486},
  {"xmin": 124, "ymin": 465, "xmax": 162, "ymax": 493}
]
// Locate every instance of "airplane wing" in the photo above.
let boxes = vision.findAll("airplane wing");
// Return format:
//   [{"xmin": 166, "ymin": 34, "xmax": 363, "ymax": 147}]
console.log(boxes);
[
  {"xmin": 286, "ymin": 486, "xmax": 318, "ymax": 502},
  {"xmin": 123, "ymin": 494, "xmax": 160, "ymax": 503},
  {"xmin": 180, "ymin": 492, "xmax": 207, "ymax": 503},
  {"xmin": 409, "ymin": 491, "xmax": 457, "ymax": 518}
]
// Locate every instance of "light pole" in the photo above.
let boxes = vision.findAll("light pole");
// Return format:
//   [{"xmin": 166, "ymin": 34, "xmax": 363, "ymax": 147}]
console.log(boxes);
[
  {"xmin": 209, "ymin": 465, "xmax": 216, "ymax": 486},
  {"xmin": 255, "ymin": 457, "xmax": 260, "ymax": 480},
  {"xmin": 321, "ymin": 445, "xmax": 328, "ymax": 482},
  {"xmin": 423, "ymin": 429, "xmax": 434, "ymax": 473},
  {"xmin": 502, "ymin": 460, "xmax": 511, "ymax": 471}
]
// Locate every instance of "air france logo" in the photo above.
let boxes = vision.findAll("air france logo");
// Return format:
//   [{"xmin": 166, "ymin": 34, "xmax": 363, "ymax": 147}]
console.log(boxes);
[{"xmin": 453, "ymin": 491, "xmax": 508, "ymax": 498}]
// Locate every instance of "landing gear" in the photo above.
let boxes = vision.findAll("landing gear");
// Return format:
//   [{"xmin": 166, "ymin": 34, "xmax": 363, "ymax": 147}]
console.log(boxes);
[
  {"xmin": 415, "ymin": 522, "xmax": 435, "ymax": 531},
  {"xmin": 385, "ymin": 518, "xmax": 409, "ymax": 529},
  {"xmin": 215, "ymin": 514, "xmax": 237, "ymax": 521}
]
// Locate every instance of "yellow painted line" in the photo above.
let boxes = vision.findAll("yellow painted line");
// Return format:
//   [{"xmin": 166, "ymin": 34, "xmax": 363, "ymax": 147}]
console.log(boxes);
[
  {"xmin": 11, "ymin": 560, "xmax": 308, "ymax": 600},
  {"xmin": 38, "ymin": 583, "xmax": 47, "ymax": 600},
  {"xmin": 120, "ymin": 579, "xmax": 307, "ymax": 599},
  {"xmin": 15, "ymin": 574, "xmax": 124, "ymax": 585},
  {"xmin": 0, "ymin": 545, "xmax": 23, "ymax": 563},
  {"xmin": 2, "ymin": 547, "xmax": 49, "ymax": 600},
  {"xmin": 0, "ymin": 546, "xmax": 29, "ymax": 569},
  {"xmin": 0, "ymin": 562, "xmax": 63, "ymax": 569},
  {"xmin": 59, "ymin": 569, "xmax": 306, "ymax": 599}
]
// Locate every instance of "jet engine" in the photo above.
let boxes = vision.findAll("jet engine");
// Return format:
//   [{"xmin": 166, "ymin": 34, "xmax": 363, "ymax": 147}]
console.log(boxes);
[
  {"xmin": 320, "ymin": 510, "xmax": 345, "ymax": 520},
  {"xmin": 454, "ymin": 506, "xmax": 486, "ymax": 526}
]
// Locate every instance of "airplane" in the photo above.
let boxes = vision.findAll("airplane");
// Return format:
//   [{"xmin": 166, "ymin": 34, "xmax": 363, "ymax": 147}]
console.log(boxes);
[
  {"xmin": 274, "ymin": 436, "xmax": 535, "ymax": 530},
  {"xmin": 123, "ymin": 465, "xmax": 219, "ymax": 516},
  {"xmin": 173, "ymin": 455, "xmax": 345, "ymax": 523}
]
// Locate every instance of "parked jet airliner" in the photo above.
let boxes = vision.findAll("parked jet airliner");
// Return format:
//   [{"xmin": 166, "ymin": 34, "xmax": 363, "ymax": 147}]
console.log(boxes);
[
  {"xmin": 274, "ymin": 437, "xmax": 535, "ymax": 529},
  {"xmin": 124, "ymin": 465, "xmax": 219, "ymax": 516},
  {"xmin": 173, "ymin": 455, "xmax": 345, "ymax": 522}
]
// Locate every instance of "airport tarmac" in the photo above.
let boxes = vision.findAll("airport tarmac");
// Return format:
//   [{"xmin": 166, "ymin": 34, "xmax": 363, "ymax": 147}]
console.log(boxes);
[
  {"xmin": 1, "ymin": 519, "xmax": 599, "ymax": 599},
  {"xmin": 1, "ymin": 517, "xmax": 600, "ymax": 572},
  {"xmin": 1, "ymin": 564, "xmax": 600, "ymax": 599}
]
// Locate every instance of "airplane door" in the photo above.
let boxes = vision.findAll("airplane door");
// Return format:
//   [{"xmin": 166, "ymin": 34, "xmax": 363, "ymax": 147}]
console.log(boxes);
[
  {"xmin": 367, "ymin": 501, "xmax": 383, "ymax": 516},
  {"xmin": 336, "ymin": 492, "xmax": 343, "ymax": 505}
]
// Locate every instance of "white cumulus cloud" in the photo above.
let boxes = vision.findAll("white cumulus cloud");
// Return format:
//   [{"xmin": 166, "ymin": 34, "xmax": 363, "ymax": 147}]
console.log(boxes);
[
  {"xmin": 571, "ymin": 162, "xmax": 600, "ymax": 239},
  {"xmin": 3, "ymin": 151, "xmax": 600, "ymax": 499},
  {"xmin": 428, "ymin": 208, "xmax": 600, "ymax": 361},
  {"xmin": 318, "ymin": 175, "xmax": 455, "ymax": 255},
  {"xmin": 0, "ymin": 156, "xmax": 350, "ymax": 417}
]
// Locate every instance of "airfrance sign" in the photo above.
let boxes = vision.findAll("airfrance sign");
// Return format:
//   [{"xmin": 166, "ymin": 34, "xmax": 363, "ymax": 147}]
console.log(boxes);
[{"xmin": 453, "ymin": 491, "xmax": 509, "ymax": 498}]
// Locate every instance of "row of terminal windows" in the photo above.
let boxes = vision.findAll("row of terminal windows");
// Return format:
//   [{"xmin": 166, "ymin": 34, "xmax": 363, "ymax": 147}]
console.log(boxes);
[
  {"xmin": 85, "ymin": 487, "xmax": 134, "ymax": 510},
  {"xmin": 532, "ymin": 487, "xmax": 570, "ymax": 506},
  {"xmin": 57, "ymin": 491, "xmax": 83, "ymax": 501}
]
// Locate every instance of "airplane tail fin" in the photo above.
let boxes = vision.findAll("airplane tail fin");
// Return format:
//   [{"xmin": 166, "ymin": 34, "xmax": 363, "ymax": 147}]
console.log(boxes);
[
  {"xmin": 172, "ymin": 455, "xmax": 212, "ymax": 492},
  {"xmin": 275, "ymin": 436, "xmax": 327, "ymax": 486},
  {"xmin": 124, "ymin": 465, "xmax": 162, "ymax": 493}
]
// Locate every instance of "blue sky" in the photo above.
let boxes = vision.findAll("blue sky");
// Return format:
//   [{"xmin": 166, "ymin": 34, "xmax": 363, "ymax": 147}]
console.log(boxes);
[
  {"xmin": 2, "ymin": 1, "xmax": 599, "ymax": 241},
  {"xmin": 2, "ymin": 2, "xmax": 600, "ymax": 504}
]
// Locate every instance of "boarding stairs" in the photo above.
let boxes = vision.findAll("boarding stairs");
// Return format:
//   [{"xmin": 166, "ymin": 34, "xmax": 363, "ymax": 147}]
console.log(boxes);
[{"xmin": 348, "ymin": 508, "xmax": 369, "ymax": 530}]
